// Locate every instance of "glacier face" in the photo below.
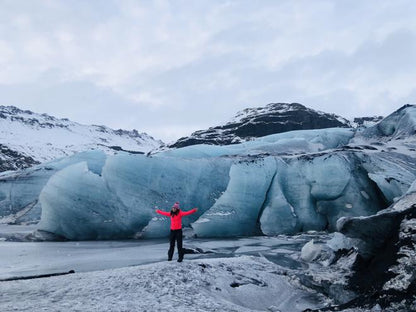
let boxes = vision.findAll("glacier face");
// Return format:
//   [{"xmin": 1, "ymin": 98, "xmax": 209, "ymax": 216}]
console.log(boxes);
[
  {"xmin": 34, "ymin": 127, "xmax": 366, "ymax": 239},
  {"xmin": 2, "ymin": 105, "xmax": 416, "ymax": 240},
  {"xmin": 36, "ymin": 149, "xmax": 409, "ymax": 239},
  {"xmin": 159, "ymin": 127, "xmax": 355, "ymax": 159},
  {"xmin": 261, "ymin": 152, "xmax": 385, "ymax": 235},
  {"xmin": 192, "ymin": 157, "xmax": 276, "ymax": 237},
  {"xmin": 38, "ymin": 154, "xmax": 232, "ymax": 239},
  {"xmin": 0, "ymin": 150, "xmax": 106, "ymax": 224}
]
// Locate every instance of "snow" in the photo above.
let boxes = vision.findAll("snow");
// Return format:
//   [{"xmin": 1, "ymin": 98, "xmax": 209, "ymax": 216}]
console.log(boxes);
[
  {"xmin": 0, "ymin": 230, "xmax": 341, "ymax": 312},
  {"xmin": 327, "ymin": 232, "xmax": 355, "ymax": 251},
  {"xmin": 0, "ymin": 256, "xmax": 325, "ymax": 312},
  {"xmin": 0, "ymin": 105, "xmax": 162, "ymax": 164},
  {"xmin": 383, "ymin": 217, "xmax": 416, "ymax": 291},
  {"xmin": 300, "ymin": 239, "xmax": 322, "ymax": 262}
]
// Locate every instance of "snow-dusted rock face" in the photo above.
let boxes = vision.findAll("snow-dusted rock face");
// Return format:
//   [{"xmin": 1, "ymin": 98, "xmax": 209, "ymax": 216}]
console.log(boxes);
[
  {"xmin": 170, "ymin": 103, "xmax": 351, "ymax": 148},
  {"xmin": 334, "ymin": 183, "xmax": 416, "ymax": 311},
  {"xmin": 352, "ymin": 116, "xmax": 383, "ymax": 128},
  {"xmin": 0, "ymin": 106, "xmax": 162, "ymax": 172}
]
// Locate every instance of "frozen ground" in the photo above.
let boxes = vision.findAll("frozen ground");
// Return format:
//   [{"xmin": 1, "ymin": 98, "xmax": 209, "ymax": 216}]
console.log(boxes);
[
  {"xmin": 0, "ymin": 256, "xmax": 326, "ymax": 312},
  {"xmin": 0, "ymin": 225, "xmax": 314, "ymax": 280},
  {"xmin": 0, "ymin": 225, "xmax": 335, "ymax": 311}
]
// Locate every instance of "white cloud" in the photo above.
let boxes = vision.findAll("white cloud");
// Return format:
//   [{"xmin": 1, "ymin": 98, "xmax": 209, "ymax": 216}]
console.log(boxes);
[{"xmin": 0, "ymin": 0, "xmax": 415, "ymax": 141}]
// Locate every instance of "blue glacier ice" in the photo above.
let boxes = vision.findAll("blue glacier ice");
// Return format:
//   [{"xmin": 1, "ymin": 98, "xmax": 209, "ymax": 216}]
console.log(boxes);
[
  {"xmin": 37, "ymin": 149, "xmax": 396, "ymax": 239},
  {"xmin": 259, "ymin": 159, "xmax": 299, "ymax": 235},
  {"xmin": 159, "ymin": 128, "xmax": 355, "ymax": 159},
  {"xmin": 356, "ymin": 152, "xmax": 416, "ymax": 204},
  {"xmin": 259, "ymin": 152, "xmax": 384, "ymax": 235},
  {"xmin": 192, "ymin": 157, "xmax": 276, "ymax": 237},
  {"xmin": 0, "ymin": 150, "xmax": 106, "ymax": 224},
  {"xmin": 359, "ymin": 104, "xmax": 416, "ymax": 139},
  {"xmin": 38, "ymin": 153, "xmax": 232, "ymax": 239},
  {"xmin": 38, "ymin": 162, "xmax": 130, "ymax": 240},
  {"xmin": 2, "ymin": 105, "xmax": 416, "ymax": 241}
]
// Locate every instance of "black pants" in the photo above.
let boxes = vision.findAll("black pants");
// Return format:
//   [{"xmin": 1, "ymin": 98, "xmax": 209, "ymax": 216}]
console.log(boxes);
[{"xmin": 168, "ymin": 229, "xmax": 183, "ymax": 260}]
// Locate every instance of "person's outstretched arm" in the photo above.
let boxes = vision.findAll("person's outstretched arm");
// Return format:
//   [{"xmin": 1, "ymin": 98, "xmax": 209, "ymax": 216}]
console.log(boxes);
[
  {"xmin": 180, "ymin": 208, "xmax": 198, "ymax": 216},
  {"xmin": 156, "ymin": 209, "xmax": 170, "ymax": 216}
]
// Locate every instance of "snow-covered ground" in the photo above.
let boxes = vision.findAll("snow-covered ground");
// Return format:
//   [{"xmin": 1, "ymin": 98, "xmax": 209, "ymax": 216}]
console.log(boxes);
[
  {"xmin": 0, "ymin": 256, "xmax": 325, "ymax": 312},
  {"xmin": 0, "ymin": 225, "xmax": 334, "ymax": 311}
]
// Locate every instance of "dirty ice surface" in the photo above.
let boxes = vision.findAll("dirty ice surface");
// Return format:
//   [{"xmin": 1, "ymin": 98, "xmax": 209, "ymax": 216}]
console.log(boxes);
[{"xmin": 0, "ymin": 225, "xmax": 332, "ymax": 312}]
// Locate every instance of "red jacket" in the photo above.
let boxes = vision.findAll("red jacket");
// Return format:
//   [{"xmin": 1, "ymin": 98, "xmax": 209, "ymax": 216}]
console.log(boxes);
[{"xmin": 156, "ymin": 209, "xmax": 197, "ymax": 230}]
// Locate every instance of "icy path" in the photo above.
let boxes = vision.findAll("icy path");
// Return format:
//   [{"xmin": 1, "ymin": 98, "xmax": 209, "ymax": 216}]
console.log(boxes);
[{"xmin": 0, "ymin": 256, "xmax": 324, "ymax": 312}]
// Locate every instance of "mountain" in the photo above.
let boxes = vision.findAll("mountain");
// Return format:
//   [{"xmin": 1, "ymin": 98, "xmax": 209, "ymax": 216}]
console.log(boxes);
[
  {"xmin": 170, "ymin": 102, "xmax": 352, "ymax": 148},
  {"xmin": 352, "ymin": 115, "xmax": 384, "ymax": 128},
  {"xmin": 0, "ymin": 106, "xmax": 163, "ymax": 172}
]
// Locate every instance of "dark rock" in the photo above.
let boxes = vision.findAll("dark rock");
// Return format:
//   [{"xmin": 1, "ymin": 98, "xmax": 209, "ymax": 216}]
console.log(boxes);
[
  {"xmin": 170, "ymin": 103, "xmax": 351, "ymax": 148},
  {"xmin": 0, "ymin": 144, "xmax": 39, "ymax": 171},
  {"xmin": 335, "ymin": 189, "xmax": 416, "ymax": 311}
]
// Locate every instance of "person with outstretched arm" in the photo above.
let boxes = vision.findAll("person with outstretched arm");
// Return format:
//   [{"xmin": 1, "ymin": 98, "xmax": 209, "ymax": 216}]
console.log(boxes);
[{"xmin": 155, "ymin": 202, "xmax": 198, "ymax": 262}]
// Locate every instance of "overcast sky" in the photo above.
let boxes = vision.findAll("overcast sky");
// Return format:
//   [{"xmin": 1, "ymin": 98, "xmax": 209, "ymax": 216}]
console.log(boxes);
[{"xmin": 1, "ymin": 0, "xmax": 415, "ymax": 142}]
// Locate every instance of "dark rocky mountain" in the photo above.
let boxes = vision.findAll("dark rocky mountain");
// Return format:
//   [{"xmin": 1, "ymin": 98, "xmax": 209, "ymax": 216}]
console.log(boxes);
[
  {"xmin": 170, "ymin": 103, "xmax": 352, "ymax": 148},
  {"xmin": 0, "ymin": 144, "xmax": 39, "ymax": 172}
]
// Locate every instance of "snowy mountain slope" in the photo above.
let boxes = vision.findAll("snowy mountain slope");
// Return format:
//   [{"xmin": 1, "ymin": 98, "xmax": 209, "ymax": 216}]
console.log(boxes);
[
  {"xmin": 170, "ymin": 102, "xmax": 352, "ymax": 148},
  {"xmin": 0, "ymin": 106, "xmax": 163, "ymax": 171}
]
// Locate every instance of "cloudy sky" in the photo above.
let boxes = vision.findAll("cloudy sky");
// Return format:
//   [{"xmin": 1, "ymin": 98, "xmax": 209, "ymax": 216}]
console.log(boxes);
[{"xmin": 0, "ymin": 0, "xmax": 415, "ymax": 142}]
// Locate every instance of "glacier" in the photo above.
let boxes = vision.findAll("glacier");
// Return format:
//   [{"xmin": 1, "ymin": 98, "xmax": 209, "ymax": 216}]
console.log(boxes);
[
  {"xmin": 38, "ymin": 154, "xmax": 232, "ymax": 239},
  {"xmin": 0, "ymin": 150, "xmax": 106, "ymax": 224},
  {"xmin": 1, "ymin": 105, "xmax": 416, "ymax": 240}
]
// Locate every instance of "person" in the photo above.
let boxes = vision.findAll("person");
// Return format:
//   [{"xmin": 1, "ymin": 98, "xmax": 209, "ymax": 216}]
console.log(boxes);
[{"xmin": 155, "ymin": 202, "xmax": 198, "ymax": 262}]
